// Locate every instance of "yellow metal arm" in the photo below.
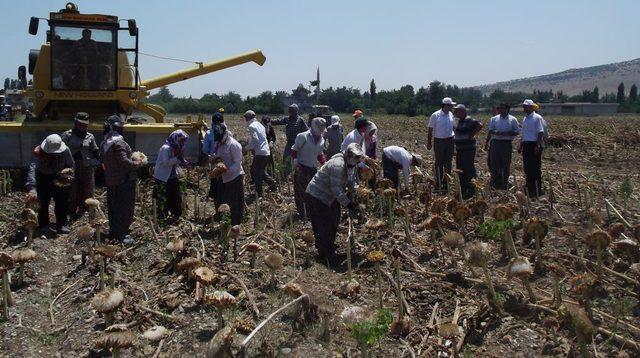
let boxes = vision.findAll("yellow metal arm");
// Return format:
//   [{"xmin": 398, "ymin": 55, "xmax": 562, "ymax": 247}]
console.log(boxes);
[{"xmin": 140, "ymin": 50, "xmax": 266, "ymax": 91}]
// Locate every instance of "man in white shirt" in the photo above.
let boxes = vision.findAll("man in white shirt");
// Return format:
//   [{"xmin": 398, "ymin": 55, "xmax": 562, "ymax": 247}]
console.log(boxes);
[
  {"xmin": 291, "ymin": 117, "xmax": 327, "ymax": 219},
  {"xmin": 245, "ymin": 110, "xmax": 277, "ymax": 198},
  {"xmin": 427, "ymin": 97, "xmax": 456, "ymax": 191},
  {"xmin": 382, "ymin": 146, "xmax": 423, "ymax": 192},
  {"xmin": 519, "ymin": 99, "xmax": 545, "ymax": 198},
  {"xmin": 341, "ymin": 117, "xmax": 369, "ymax": 152},
  {"xmin": 485, "ymin": 102, "xmax": 520, "ymax": 190}
]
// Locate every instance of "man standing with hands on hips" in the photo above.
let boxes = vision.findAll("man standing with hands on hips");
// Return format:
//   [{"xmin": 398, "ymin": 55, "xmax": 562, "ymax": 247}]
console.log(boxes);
[
  {"xmin": 519, "ymin": 99, "xmax": 545, "ymax": 198},
  {"xmin": 427, "ymin": 97, "xmax": 456, "ymax": 192}
]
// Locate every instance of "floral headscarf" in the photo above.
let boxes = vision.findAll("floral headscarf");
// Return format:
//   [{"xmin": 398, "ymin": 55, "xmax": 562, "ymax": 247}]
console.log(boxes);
[{"xmin": 166, "ymin": 129, "xmax": 189, "ymax": 150}]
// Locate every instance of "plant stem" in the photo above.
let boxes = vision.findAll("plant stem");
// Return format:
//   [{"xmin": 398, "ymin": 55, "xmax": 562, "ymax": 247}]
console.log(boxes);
[
  {"xmin": 481, "ymin": 264, "xmax": 501, "ymax": 314},
  {"xmin": 250, "ymin": 253, "xmax": 256, "ymax": 269},
  {"xmin": 504, "ymin": 230, "xmax": 519, "ymax": 259},
  {"xmin": 522, "ymin": 278, "xmax": 537, "ymax": 303},
  {"xmin": 99, "ymin": 258, "xmax": 105, "ymax": 290},
  {"xmin": 113, "ymin": 348, "xmax": 121, "ymax": 358},
  {"xmin": 17, "ymin": 263, "xmax": 24, "ymax": 287},
  {"xmin": 596, "ymin": 247, "xmax": 603, "ymax": 279},
  {"xmin": 2, "ymin": 271, "xmax": 9, "ymax": 320},
  {"xmin": 217, "ymin": 307, "xmax": 224, "ymax": 328},
  {"xmin": 27, "ymin": 229, "xmax": 34, "ymax": 247},
  {"xmin": 403, "ymin": 212, "xmax": 412, "ymax": 244},
  {"xmin": 375, "ymin": 262, "xmax": 383, "ymax": 310},
  {"xmin": 394, "ymin": 259, "xmax": 404, "ymax": 321}
]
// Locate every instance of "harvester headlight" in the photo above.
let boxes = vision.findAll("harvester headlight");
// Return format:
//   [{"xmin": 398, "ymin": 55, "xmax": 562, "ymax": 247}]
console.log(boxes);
[
  {"xmin": 35, "ymin": 91, "xmax": 44, "ymax": 98},
  {"xmin": 129, "ymin": 91, "xmax": 138, "ymax": 99}
]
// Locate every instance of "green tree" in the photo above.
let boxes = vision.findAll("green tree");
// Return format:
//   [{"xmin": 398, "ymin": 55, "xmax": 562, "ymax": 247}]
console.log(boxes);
[
  {"xmin": 3, "ymin": 78, "xmax": 9, "ymax": 90},
  {"xmin": 426, "ymin": 80, "xmax": 445, "ymax": 106},
  {"xmin": 157, "ymin": 86, "xmax": 174, "ymax": 103},
  {"xmin": 292, "ymin": 83, "xmax": 310, "ymax": 103},
  {"xmin": 592, "ymin": 86, "xmax": 599, "ymax": 103},
  {"xmin": 617, "ymin": 82, "xmax": 625, "ymax": 103},
  {"xmin": 629, "ymin": 84, "xmax": 638, "ymax": 103},
  {"xmin": 369, "ymin": 79, "xmax": 377, "ymax": 103}
]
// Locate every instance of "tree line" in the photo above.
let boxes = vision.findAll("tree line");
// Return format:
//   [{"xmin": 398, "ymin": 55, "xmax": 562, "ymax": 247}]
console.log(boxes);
[{"xmin": 147, "ymin": 80, "xmax": 640, "ymax": 116}]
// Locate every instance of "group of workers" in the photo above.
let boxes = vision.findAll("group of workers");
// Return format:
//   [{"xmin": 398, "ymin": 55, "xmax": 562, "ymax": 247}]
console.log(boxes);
[{"xmin": 26, "ymin": 97, "xmax": 547, "ymax": 265}]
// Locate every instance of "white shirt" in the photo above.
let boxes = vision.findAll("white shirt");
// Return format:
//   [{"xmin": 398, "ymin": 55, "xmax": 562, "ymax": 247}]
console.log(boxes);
[
  {"xmin": 488, "ymin": 115, "xmax": 520, "ymax": 141},
  {"xmin": 383, "ymin": 146, "xmax": 413, "ymax": 189},
  {"xmin": 246, "ymin": 119, "xmax": 270, "ymax": 156},
  {"xmin": 153, "ymin": 144, "xmax": 181, "ymax": 182},
  {"xmin": 428, "ymin": 109, "xmax": 455, "ymax": 139},
  {"xmin": 340, "ymin": 129, "xmax": 364, "ymax": 152},
  {"xmin": 291, "ymin": 130, "xmax": 325, "ymax": 168},
  {"xmin": 213, "ymin": 136, "xmax": 245, "ymax": 183},
  {"xmin": 521, "ymin": 113, "xmax": 545, "ymax": 142}
]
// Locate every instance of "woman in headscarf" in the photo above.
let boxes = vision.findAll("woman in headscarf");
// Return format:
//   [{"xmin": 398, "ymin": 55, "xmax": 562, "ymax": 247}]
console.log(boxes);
[
  {"xmin": 210, "ymin": 124, "xmax": 245, "ymax": 225},
  {"xmin": 61, "ymin": 112, "xmax": 100, "ymax": 219},
  {"xmin": 153, "ymin": 129, "xmax": 189, "ymax": 221},
  {"xmin": 291, "ymin": 117, "xmax": 327, "ymax": 219},
  {"xmin": 363, "ymin": 121, "xmax": 378, "ymax": 187},
  {"xmin": 323, "ymin": 115, "xmax": 343, "ymax": 159}
]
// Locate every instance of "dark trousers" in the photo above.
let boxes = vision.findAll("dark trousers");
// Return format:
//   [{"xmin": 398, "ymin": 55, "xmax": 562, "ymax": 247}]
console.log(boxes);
[
  {"xmin": 220, "ymin": 175, "xmax": 245, "ymax": 226},
  {"xmin": 69, "ymin": 162, "xmax": 95, "ymax": 216},
  {"xmin": 293, "ymin": 165, "xmax": 317, "ymax": 218},
  {"xmin": 433, "ymin": 137, "xmax": 454, "ymax": 190},
  {"xmin": 489, "ymin": 140, "xmax": 513, "ymax": 190},
  {"xmin": 456, "ymin": 147, "xmax": 477, "ymax": 199},
  {"xmin": 382, "ymin": 153, "xmax": 402, "ymax": 190},
  {"xmin": 209, "ymin": 177, "xmax": 223, "ymax": 208},
  {"xmin": 36, "ymin": 172, "xmax": 69, "ymax": 229},
  {"xmin": 522, "ymin": 142, "xmax": 543, "ymax": 197},
  {"xmin": 106, "ymin": 179, "xmax": 136, "ymax": 240},
  {"xmin": 153, "ymin": 178, "xmax": 183, "ymax": 220},
  {"xmin": 305, "ymin": 193, "xmax": 341, "ymax": 258},
  {"xmin": 251, "ymin": 155, "xmax": 277, "ymax": 197}
]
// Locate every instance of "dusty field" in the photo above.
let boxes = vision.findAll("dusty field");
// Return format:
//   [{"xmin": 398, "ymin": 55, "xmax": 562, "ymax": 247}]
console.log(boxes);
[{"xmin": 1, "ymin": 113, "xmax": 639, "ymax": 357}]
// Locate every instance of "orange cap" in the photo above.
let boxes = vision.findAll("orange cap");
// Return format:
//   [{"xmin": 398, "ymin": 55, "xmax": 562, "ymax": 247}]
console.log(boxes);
[{"xmin": 352, "ymin": 109, "xmax": 364, "ymax": 118}]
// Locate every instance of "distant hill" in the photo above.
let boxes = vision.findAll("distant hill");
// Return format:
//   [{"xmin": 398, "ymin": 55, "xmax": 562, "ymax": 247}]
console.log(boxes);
[{"xmin": 474, "ymin": 58, "xmax": 640, "ymax": 96}]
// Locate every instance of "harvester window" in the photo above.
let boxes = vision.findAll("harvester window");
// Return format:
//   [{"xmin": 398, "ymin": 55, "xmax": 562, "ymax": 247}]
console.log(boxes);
[{"xmin": 51, "ymin": 26, "xmax": 116, "ymax": 91}]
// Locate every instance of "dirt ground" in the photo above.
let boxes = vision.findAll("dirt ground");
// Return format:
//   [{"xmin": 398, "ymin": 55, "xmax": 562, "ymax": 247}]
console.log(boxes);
[{"xmin": 1, "ymin": 113, "xmax": 639, "ymax": 357}]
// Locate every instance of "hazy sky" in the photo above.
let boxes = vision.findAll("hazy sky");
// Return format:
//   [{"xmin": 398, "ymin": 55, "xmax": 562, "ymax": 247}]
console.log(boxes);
[{"xmin": 2, "ymin": 0, "xmax": 639, "ymax": 97}]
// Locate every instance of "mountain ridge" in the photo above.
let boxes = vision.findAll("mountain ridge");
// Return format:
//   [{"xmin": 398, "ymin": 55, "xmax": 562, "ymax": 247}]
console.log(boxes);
[{"xmin": 474, "ymin": 58, "xmax": 640, "ymax": 96}]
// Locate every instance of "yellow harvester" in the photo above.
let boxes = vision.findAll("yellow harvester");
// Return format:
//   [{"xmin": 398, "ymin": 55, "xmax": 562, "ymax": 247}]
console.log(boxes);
[{"xmin": 0, "ymin": 2, "xmax": 266, "ymax": 168}]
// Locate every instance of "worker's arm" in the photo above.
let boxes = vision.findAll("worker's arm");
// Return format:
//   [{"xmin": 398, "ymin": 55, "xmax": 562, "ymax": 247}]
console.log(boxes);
[
  {"xmin": 472, "ymin": 121, "xmax": 484, "ymax": 138},
  {"xmin": 114, "ymin": 144, "xmax": 138, "ymax": 171},
  {"xmin": 329, "ymin": 165, "xmax": 350, "ymax": 206},
  {"xmin": 427, "ymin": 127, "xmax": 433, "ymax": 150},
  {"xmin": 25, "ymin": 159, "xmax": 38, "ymax": 192},
  {"xmin": 227, "ymin": 142, "xmax": 243, "ymax": 174},
  {"xmin": 270, "ymin": 117, "xmax": 288, "ymax": 126},
  {"xmin": 156, "ymin": 146, "xmax": 181, "ymax": 169}
]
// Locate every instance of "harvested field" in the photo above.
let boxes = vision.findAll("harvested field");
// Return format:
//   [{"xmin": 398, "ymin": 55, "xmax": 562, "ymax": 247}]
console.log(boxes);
[{"xmin": 1, "ymin": 113, "xmax": 639, "ymax": 357}]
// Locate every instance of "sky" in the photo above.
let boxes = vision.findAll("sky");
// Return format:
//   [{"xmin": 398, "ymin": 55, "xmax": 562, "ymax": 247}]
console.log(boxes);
[{"xmin": 2, "ymin": 0, "xmax": 639, "ymax": 98}]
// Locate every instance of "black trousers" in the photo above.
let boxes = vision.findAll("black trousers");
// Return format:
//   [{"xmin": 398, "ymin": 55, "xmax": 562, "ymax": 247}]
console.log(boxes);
[
  {"xmin": 522, "ymin": 142, "xmax": 543, "ymax": 197},
  {"xmin": 455, "ymin": 147, "xmax": 477, "ymax": 199},
  {"xmin": 153, "ymin": 178, "xmax": 183, "ymax": 220},
  {"xmin": 305, "ymin": 193, "xmax": 341, "ymax": 258},
  {"xmin": 36, "ymin": 172, "xmax": 69, "ymax": 229},
  {"xmin": 293, "ymin": 165, "xmax": 317, "ymax": 218},
  {"xmin": 220, "ymin": 175, "xmax": 245, "ymax": 226},
  {"xmin": 433, "ymin": 137, "xmax": 454, "ymax": 190},
  {"xmin": 382, "ymin": 153, "xmax": 402, "ymax": 190},
  {"xmin": 208, "ymin": 177, "xmax": 223, "ymax": 208},
  {"xmin": 251, "ymin": 155, "xmax": 277, "ymax": 197},
  {"xmin": 489, "ymin": 140, "xmax": 512, "ymax": 190},
  {"xmin": 107, "ymin": 179, "xmax": 136, "ymax": 240}
]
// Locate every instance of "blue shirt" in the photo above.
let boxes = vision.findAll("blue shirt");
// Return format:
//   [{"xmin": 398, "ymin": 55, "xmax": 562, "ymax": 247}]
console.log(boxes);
[{"xmin": 488, "ymin": 115, "xmax": 520, "ymax": 141}]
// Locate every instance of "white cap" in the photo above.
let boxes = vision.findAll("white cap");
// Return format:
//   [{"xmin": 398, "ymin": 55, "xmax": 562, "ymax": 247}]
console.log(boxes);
[
  {"xmin": 442, "ymin": 97, "xmax": 456, "ymax": 105},
  {"xmin": 41, "ymin": 134, "xmax": 67, "ymax": 154},
  {"xmin": 330, "ymin": 115, "xmax": 340, "ymax": 126},
  {"xmin": 244, "ymin": 110, "xmax": 256, "ymax": 119},
  {"xmin": 522, "ymin": 99, "xmax": 535, "ymax": 106}
]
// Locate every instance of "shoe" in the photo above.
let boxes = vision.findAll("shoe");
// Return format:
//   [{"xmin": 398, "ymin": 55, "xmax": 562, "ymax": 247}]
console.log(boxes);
[{"xmin": 57, "ymin": 226, "xmax": 70, "ymax": 235}]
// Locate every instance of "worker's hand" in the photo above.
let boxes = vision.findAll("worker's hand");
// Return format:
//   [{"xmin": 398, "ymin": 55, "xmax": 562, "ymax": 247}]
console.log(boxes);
[
  {"xmin": 426, "ymin": 142, "xmax": 432, "ymax": 151},
  {"xmin": 26, "ymin": 190, "xmax": 37, "ymax": 201},
  {"xmin": 534, "ymin": 144, "xmax": 541, "ymax": 155}
]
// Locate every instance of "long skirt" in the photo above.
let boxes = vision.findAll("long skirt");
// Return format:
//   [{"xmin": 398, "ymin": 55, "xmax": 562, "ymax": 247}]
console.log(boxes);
[
  {"xmin": 305, "ymin": 193, "xmax": 341, "ymax": 258},
  {"xmin": 293, "ymin": 165, "xmax": 317, "ymax": 219},
  {"xmin": 68, "ymin": 163, "xmax": 95, "ymax": 216},
  {"xmin": 36, "ymin": 172, "xmax": 69, "ymax": 229},
  {"xmin": 220, "ymin": 175, "xmax": 245, "ymax": 226},
  {"xmin": 153, "ymin": 178, "xmax": 183, "ymax": 220},
  {"xmin": 106, "ymin": 179, "xmax": 136, "ymax": 240}
]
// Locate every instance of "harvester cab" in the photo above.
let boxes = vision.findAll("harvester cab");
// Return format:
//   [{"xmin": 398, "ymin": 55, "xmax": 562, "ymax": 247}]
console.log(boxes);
[{"xmin": 0, "ymin": 2, "xmax": 266, "ymax": 172}]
